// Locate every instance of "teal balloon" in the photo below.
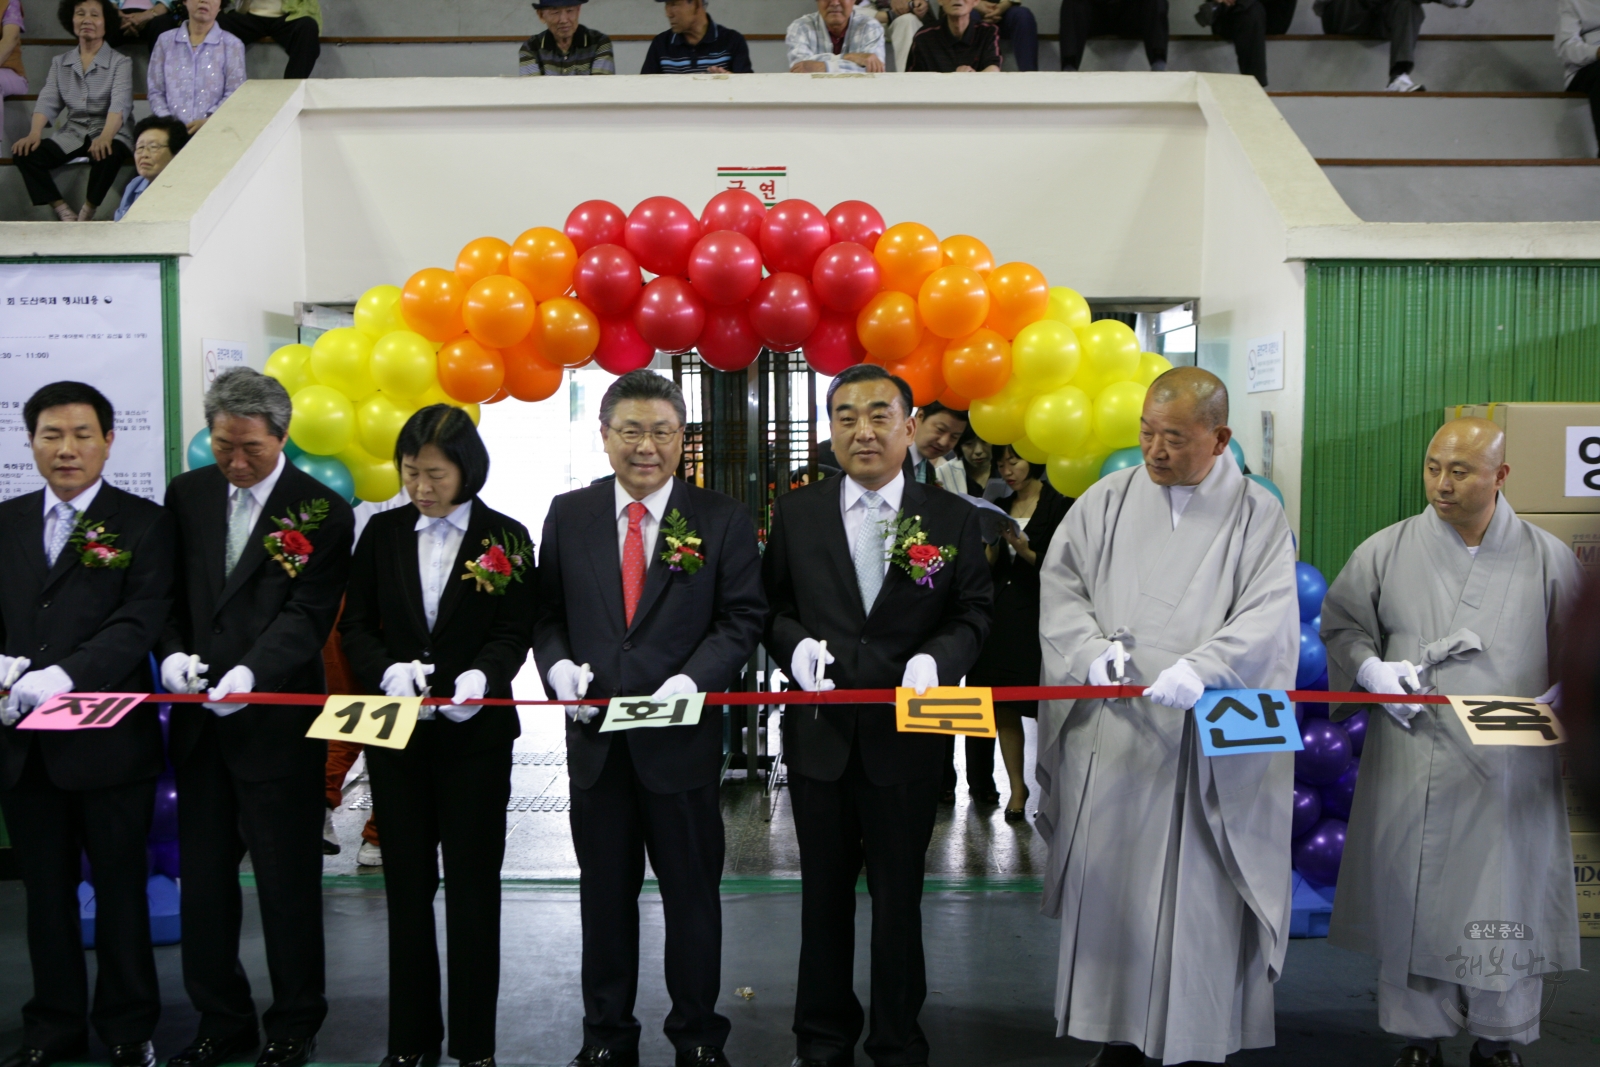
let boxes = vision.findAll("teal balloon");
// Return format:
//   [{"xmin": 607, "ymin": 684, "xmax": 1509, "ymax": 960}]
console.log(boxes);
[
  {"xmin": 1229, "ymin": 438, "xmax": 1246, "ymax": 469},
  {"xmin": 292, "ymin": 453, "xmax": 356, "ymax": 503},
  {"xmin": 1099, "ymin": 447, "xmax": 1144, "ymax": 478},
  {"xmin": 284, "ymin": 437, "xmax": 306, "ymax": 460},
  {"xmin": 1248, "ymin": 473, "xmax": 1285, "ymax": 507},
  {"xmin": 186, "ymin": 428, "xmax": 215, "ymax": 470}
]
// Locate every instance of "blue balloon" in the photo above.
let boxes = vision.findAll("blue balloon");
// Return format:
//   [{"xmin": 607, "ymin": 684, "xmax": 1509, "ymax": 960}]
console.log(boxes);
[
  {"xmin": 1310, "ymin": 613, "xmax": 1321, "ymax": 633},
  {"xmin": 1292, "ymin": 817, "xmax": 1347, "ymax": 887},
  {"xmin": 1228, "ymin": 438, "xmax": 1246, "ymax": 470},
  {"xmin": 1296, "ymin": 622, "xmax": 1327, "ymax": 688},
  {"xmin": 1295, "ymin": 562, "xmax": 1327, "ymax": 623},
  {"xmin": 292, "ymin": 453, "xmax": 355, "ymax": 503},
  {"xmin": 1292, "ymin": 783, "xmax": 1323, "ymax": 838},
  {"xmin": 186, "ymin": 428, "xmax": 215, "ymax": 470},
  {"xmin": 1099, "ymin": 447, "xmax": 1144, "ymax": 478},
  {"xmin": 1247, "ymin": 473, "xmax": 1284, "ymax": 508},
  {"xmin": 284, "ymin": 437, "xmax": 306, "ymax": 460},
  {"xmin": 1320, "ymin": 758, "xmax": 1361, "ymax": 821},
  {"xmin": 1295, "ymin": 718, "xmax": 1352, "ymax": 786}
]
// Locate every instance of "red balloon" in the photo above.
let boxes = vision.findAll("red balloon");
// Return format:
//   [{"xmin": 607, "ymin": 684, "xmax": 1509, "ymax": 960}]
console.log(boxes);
[
  {"xmin": 748, "ymin": 272, "xmax": 822, "ymax": 350},
  {"xmin": 812, "ymin": 242, "xmax": 882, "ymax": 314},
  {"xmin": 624, "ymin": 196, "xmax": 703, "ymax": 278},
  {"xmin": 633, "ymin": 276, "xmax": 706, "ymax": 353},
  {"xmin": 827, "ymin": 200, "xmax": 887, "ymax": 249},
  {"xmin": 687, "ymin": 230, "xmax": 764, "ymax": 307},
  {"xmin": 760, "ymin": 199, "xmax": 832, "ymax": 277},
  {"xmin": 700, "ymin": 189, "xmax": 768, "ymax": 241},
  {"xmin": 696, "ymin": 303, "xmax": 763, "ymax": 372},
  {"xmin": 593, "ymin": 316, "xmax": 656, "ymax": 375},
  {"xmin": 804, "ymin": 311, "xmax": 868, "ymax": 376},
  {"xmin": 574, "ymin": 244, "xmax": 642, "ymax": 318},
  {"xmin": 565, "ymin": 200, "xmax": 627, "ymax": 254}
]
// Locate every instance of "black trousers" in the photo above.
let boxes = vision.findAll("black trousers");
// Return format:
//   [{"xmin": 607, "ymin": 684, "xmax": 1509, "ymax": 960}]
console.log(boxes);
[
  {"xmin": 14, "ymin": 138, "xmax": 132, "ymax": 207},
  {"xmin": 788, "ymin": 747, "xmax": 941, "ymax": 1067},
  {"xmin": 0, "ymin": 755, "xmax": 159, "ymax": 1053},
  {"xmin": 1059, "ymin": 0, "xmax": 1170, "ymax": 70},
  {"xmin": 1212, "ymin": 0, "xmax": 1297, "ymax": 85},
  {"xmin": 1319, "ymin": 0, "xmax": 1424, "ymax": 77},
  {"xmin": 175, "ymin": 723, "xmax": 327, "ymax": 1042},
  {"xmin": 365, "ymin": 740, "xmax": 512, "ymax": 1060},
  {"xmin": 569, "ymin": 737, "xmax": 729, "ymax": 1053},
  {"xmin": 1569, "ymin": 63, "xmax": 1600, "ymax": 156},
  {"xmin": 217, "ymin": 11, "xmax": 321, "ymax": 78}
]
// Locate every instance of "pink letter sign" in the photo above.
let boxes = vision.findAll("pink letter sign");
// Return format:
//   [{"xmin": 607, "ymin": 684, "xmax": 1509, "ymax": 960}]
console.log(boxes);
[{"xmin": 14, "ymin": 692, "xmax": 145, "ymax": 730}]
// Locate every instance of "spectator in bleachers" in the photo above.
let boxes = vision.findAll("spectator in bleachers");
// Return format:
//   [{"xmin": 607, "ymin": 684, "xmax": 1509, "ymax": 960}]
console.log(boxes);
[
  {"xmin": 148, "ymin": 0, "xmax": 244, "ymax": 133},
  {"xmin": 788, "ymin": 0, "xmax": 886, "ymax": 72},
  {"xmin": 1557, "ymin": 0, "xmax": 1600, "ymax": 153},
  {"xmin": 1059, "ymin": 0, "xmax": 1168, "ymax": 71},
  {"xmin": 906, "ymin": 0, "xmax": 1001, "ymax": 70},
  {"xmin": 1314, "ymin": 0, "xmax": 1426, "ymax": 90},
  {"xmin": 974, "ymin": 0, "xmax": 1038, "ymax": 70},
  {"xmin": 117, "ymin": 0, "xmax": 185, "ymax": 49},
  {"xmin": 218, "ymin": 0, "xmax": 320, "ymax": 79},
  {"xmin": 519, "ymin": 0, "xmax": 615, "ymax": 75},
  {"xmin": 641, "ymin": 0, "xmax": 752, "ymax": 73},
  {"xmin": 114, "ymin": 112, "xmax": 187, "ymax": 218},
  {"xmin": 1205, "ymin": 0, "xmax": 1296, "ymax": 85},
  {"xmin": 875, "ymin": 0, "xmax": 934, "ymax": 71},
  {"xmin": 11, "ymin": 0, "xmax": 132, "ymax": 221},
  {"xmin": 1, "ymin": 1, "xmax": 26, "ymax": 117}
]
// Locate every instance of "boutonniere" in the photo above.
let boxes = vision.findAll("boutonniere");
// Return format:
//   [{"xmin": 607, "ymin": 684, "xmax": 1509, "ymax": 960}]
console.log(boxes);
[
  {"xmin": 463, "ymin": 529, "xmax": 532, "ymax": 594},
  {"xmin": 883, "ymin": 514, "xmax": 956, "ymax": 589},
  {"xmin": 69, "ymin": 512, "xmax": 132, "ymax": 569},
  {"xmin": 659, "ymin": 508, "xmax": 705, "ymax": 574},
  {"xmin": 263, "ymin": 498, "xmax": 329, "ymax": 577}
]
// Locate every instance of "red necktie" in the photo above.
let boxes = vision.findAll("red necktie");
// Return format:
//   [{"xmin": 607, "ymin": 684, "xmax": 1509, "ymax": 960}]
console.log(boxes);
[{"xmin": 622, "ymin": 501, "xmax": 646, "ymax": 626}]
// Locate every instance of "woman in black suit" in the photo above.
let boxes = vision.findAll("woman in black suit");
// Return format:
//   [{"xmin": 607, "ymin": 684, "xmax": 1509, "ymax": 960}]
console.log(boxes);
[
  {"xmin": 966, "ymin": 444, "xmax": 1073, "ymax": 820},
  {"xmin": 338, "ymin": 405, "xmax": 534, "ymax": 1067}
]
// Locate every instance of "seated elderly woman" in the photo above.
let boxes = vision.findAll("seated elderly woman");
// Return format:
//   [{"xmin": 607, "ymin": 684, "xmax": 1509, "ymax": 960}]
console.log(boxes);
[
  {"xmin": 787, "ymin": 0, "xmax": 885, "ymax": 73},
  {"xmin": 115, "ymin": 114, "xmax": 189, "ymax": 220},
  {"xmin": 0, "ymin": 0, "xmax": 26, "ymax": 128},
  {"xmin": 10, "ymin": 0, "xmax": 133, "ymax": 221}
]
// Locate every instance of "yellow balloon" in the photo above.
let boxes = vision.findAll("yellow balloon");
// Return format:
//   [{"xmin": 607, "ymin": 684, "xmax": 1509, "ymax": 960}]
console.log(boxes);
[
  {"xmin": 1011, "ymin": 319, "xmax": 1081, "ymax": 394},
  {"xmin": 338, "ymin": 443, "xmax": 401, "ymax": 503},
  {"xmin": 457, "ymin": 401, "xmax": 481, "ymax": 426},
  {"xmin": 370, "ymin": 330, "xmax": 438, "ymax": 400},
  {"xmin": 1023, "ymin": 385, "xmax": 1092, "ymax": 457},
  {"xmin": 1135, "ymin": 351, "xmax": 1174, "ymax": 387},
  {"xmin": 1048, "ymin": 449, "xmax": 1109, "ymax": 498},
  {"xmin": 1012, "ymin": 436, "xmax": 1048, "ymax": 464},
  {"xmin": 1045, "ymin": 287, "xmax": 1092, "ymax": 332},
  {"xmin": 310, "ymin": 328, "xmax": 377, "ymax": 401},
  {"xmin": 289, "ymin": 384, "xmax": 356, "ymax": 456},
  {"xmin": 1093, "ymin": 380, "xmax": 1147, "ymax": 450},
  {"xmin": 354, "ymin": 285, "xmax": 406, "ymax": 339},
  {"xmin": 263, "ymin": 344, "xmax": 316, "ymax": 396},
  {"xmin": 410, "ymin": 385, "xmax": 481, "ymax": 425},
  {"xmin": 1073, "ymin": 319, "xmax": 1141, "ymax": 397},
  {"xmin": 356, "ymin": 392, "xmax": 417, "ymax": 461},
  {"xmin": 966, "ymin": 377, "xmax": 1031, "ymax": 446}
]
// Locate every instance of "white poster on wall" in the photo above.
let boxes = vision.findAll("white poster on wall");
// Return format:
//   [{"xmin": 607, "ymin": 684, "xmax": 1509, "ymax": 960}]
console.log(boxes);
[
  {"xmin": 0, "ymin": 261, "xmax": 167, "ymax": 503},
  {"xmin": 1246, "ymin": 333, "xmax": 1284, "ymax": 394}
]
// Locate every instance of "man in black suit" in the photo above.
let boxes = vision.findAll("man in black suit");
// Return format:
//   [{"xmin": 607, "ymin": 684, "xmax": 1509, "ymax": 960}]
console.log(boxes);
[
  {"xmin": 762, "ymin": 363, "xmax": 992, "ymax": 1067},
  {"xmin": 158, "ymin": 368, "xmax": 353, "ymax": 1067},
  {"xmin": 0, "ymin": 382, "xmax": 176, "ymax": 1067},
  {"xmin": 534, "ymin": 370, "xmax": 766, "ymax": 1067}
]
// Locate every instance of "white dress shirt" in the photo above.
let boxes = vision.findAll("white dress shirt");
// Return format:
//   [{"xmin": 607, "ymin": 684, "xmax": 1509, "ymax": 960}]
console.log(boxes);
[
  {"xmin": 42, "ymin": 477, "xmax": 104, "ymax": 556},
  {"xmin": 226, "ymin": 451, "xmax": 287, "ymax": 534},
  {"xmin": 841, "ymin": 470, "xmax": 904, "ymax": 577},
  {"xmin": 614, "ymin": 478, "xmax": 675, "ymax": 571},
  {"xmin": 415, "ymin": 501, "xmax": 472, "ymax": 632}
]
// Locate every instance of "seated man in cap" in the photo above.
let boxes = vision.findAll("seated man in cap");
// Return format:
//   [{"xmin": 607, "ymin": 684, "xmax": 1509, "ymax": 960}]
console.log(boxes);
[
  {"xmin": 519, "ymin": 0, "xmax": 614, "ymax": 75},
  {"xmin": 642, "ymin": 0, "xmax": 752, "ymax": 73}
]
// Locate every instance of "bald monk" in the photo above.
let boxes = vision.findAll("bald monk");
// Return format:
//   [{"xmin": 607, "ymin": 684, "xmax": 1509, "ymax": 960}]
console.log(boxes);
[
  {"xmin": 1036, "ymin": 367, "xmax": 1300, "ymax": 1067},
  {"xmin": 1322, "ymin": 418, "xmax": 1583, "ymax": 1067}
]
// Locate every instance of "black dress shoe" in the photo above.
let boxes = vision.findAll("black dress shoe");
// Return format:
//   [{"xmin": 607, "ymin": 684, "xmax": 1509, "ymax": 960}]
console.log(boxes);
[
  {"xmin": 457, "ymin": 1058, "xmax": 495, "ymax": 1067},
  {"xmin": 1468, "ymin": 1048, "xmax": 1522, "ymax": 1067},
  {"xmin": 255, "ymin": 1039, "xmax": 314, "ymax": 1067},
  {"xmin": 378, "ymin": 1056, "xmax": 439, "ymax": 1067},
  {"xmin": 167, "ymin": 1033, "xmax": 259, "ymax": 1067},
  {"xmin": 790, "ymin": 1056, "xmax": 851, "ymax": 1067},
  {"xmin": 1394, "ymin": 1048, "xmax": 1443, "ymax": 1067},
  {"xmin": 969, "ymin": 787, "xmax": 1001, "ymax": 803},
  {"xmin": 1085, "ymin": 1045, "xmax": 1145, "ymax": 1067},
  {"xmin": 568, "ymin": 1048, "xmax": 639, "ymax": 1067},
  {"xmin": 1, "ymin": 1048, "xmax": 84, "ymax": 1067},
  {"xmin": 111, "ymin": 1043, "xmax": 156, "ymax": 1067},
  {"xmin": 675, "ymin": 1048, "xmax": 731, "ymax": 1067}
]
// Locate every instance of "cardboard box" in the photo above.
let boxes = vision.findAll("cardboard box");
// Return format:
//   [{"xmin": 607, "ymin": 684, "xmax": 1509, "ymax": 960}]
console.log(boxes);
[
  {"xmin": 1522, "ymin": 514, "xmax": 1600, "ymax": 580},
  {"xmin": 1581, "ymin": 884, "xmax": 1600, "ymax": 937},
  {"xmin": 1577, "ymin": 833, "xmax": 1600, "ymax": 936},
  {"xmin": 1562, "ymin": 751, "xmax": 1599, "ymax": 832},
  {"xmin": 1446, "ymin": 403, "xmax": 1600, "ymax": 514}
]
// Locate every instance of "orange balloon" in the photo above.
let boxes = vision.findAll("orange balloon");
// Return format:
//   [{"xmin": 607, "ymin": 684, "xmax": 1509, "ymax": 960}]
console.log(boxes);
[
  {"xmin": 486, "ymin": 387, "xmax": 510, "ymax": 404},
  {"xmin": 463, "ymin": 275, "xmax": 537, "ymax": 349},
  {"xmin": 886, "ymin": 345, "xmax": 945, "ymax": 408},
  {"xmin": 400, "ymin": 268, "xmax": 466, "ymax": 343},
  {"xmin": 874, "ymin": 222, "xmax": 941, "ymax": 296},
  {"xmin": 502, "ymin": 335, "xmax": 564, "ymax": 402},
  {"xmin": 437, "ymin": 335, "xmax": 505, "ymax": 404},
  {"xmin": 984, "ymin": 262, "xmax": 1050, "ymax": 339},
  {"xmin": 509, "ymin": 227, "xmax": 579, "ymax": 302},
  {"xmin": 938, "ymin": 386, "xmax": 972, "ymax": 410},
  {"xmin": 940, "ymin": 235, "xmax": 994, "ymax": 276},
  {"xmin": 538, "ymin": 296, "xmax": 600, "ymax": 367},
  {"xmin": 856, "ymin": 291, "xmax": 923, "ymax": 362},
  {"xmin": 918, "ymin": 265, "xmax": 991, "ymax": 340},
  {"xmin": 455, "ymin": 237, "xmax": 511, "ymax": 287},
  {"xmin": 942, "ymin": 328, "xmax": 1012, "ymax": 400}
]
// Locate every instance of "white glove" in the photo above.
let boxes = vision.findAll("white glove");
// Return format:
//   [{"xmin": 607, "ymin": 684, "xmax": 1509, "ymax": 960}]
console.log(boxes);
[
  {"xmin": 791, "ymin": 638, "xmax": 835, "ymax": 693},
  {"xmin": 441, "ymin": 668, "xmax": 487, "ymax": 723},
  {"xmin": 1142, "ymin": 658, "xmax": 1205, "ymax": 710},
  {"xmin": 652, "ymin": 674, "xmax": 697, "ymax": 699},
  {"xmin": 1355, "ymin": 656, "xmax": 1425, "ymax": 728},
  {"xmin": 6, "ymin": 665, "xmax": 75, "ymax": 723},
  {"xmin": 1087, "ymin": 641, "xmax": 1128, "ymax": 687},
  {"xmin": 1535, "ymin": 682, "xmax": 1561, "ymax": 709},
  {"xmin": 901, "ymin": 653, "xmax": 940, "ymax": 695},
  {"xmin": 550, "ymin": 659, "xmax": 596, "ymax": 723},
  {"xmin": 160, "ymin": 652, "xmax": 210, "ymax": 695},
  {"xmin": 381, "ymin": 660, "xmax": 435, "ymax": 698},
  {"xmin": 0, "ymin": 656, "xmax": 31, "ymax": 726},
  {"xmin": 205, "ymin": 664, "xmax": 254, "ymax": 716},
  {"xmin": 768, "ymin": 667, "xmax": 790, "ymax": 692}
]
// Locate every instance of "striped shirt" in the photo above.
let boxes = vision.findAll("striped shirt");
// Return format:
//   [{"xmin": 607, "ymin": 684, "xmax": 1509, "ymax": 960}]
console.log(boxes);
[
  {"xmin": 34, "ymin": 44, "xmax": 134, "ymax": 150},
  {"xmin": 518, "ymin": 25, "xmax": 615, "ymax": 76},
  {"xmin": 641, "ymin": 17, "xmax": 752, "ymax": 74},
  {"xmin": 785, "ymin": 9, "xmax": 885, "ymax": 72}
]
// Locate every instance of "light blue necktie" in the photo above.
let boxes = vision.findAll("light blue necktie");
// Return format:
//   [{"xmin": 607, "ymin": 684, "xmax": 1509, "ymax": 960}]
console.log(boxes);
[
  {"xmin": 45, "ymin": 501, "xmax": 75, "ymax": 566},
  {"xmin": 225, "ymin": 487, "xmax": 253, "ymax": 575},
  {"xmin": 854, "ymin": 490, "xmax": 885, "ymax": 612}
]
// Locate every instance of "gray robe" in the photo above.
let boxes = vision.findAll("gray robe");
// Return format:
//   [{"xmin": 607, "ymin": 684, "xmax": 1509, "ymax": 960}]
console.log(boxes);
[
  {"xmin": 1035, "ymin": 452, "xmax": 1300, "ymax": 1065},
  {"xmin": 1322, "ymin": 496, "xmax": 1583, "ymax": 994}
]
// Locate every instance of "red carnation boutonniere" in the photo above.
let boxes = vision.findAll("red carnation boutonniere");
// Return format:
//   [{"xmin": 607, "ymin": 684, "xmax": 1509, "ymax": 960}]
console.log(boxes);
[
  {"xmin": 69, "ymin": 512, "xmax": 132, "ymax": 569},
  {"xmin": 463, "ymin": 529, "xmax": 532, "ymax": 594},
  {"xmin": 883, "ymin": 514, "xmax": 957, "ymax": 589},
  {"xmin": 659, "ymin": 508, "xmax": 705, "ymax": 575},
  {"xmin": 264, "ymin": 498, "xmax": 329, "ymax": 578}
]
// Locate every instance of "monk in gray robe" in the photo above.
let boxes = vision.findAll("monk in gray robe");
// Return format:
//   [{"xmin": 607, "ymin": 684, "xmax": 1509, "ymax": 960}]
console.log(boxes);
[
  {"xmin": 1036, "ymin": 367, "xmax": 1300, "ymax": 1067},
  {"xmin": 1322, "ymin": 417, "xmax": 1582, "ymax": 1067}
]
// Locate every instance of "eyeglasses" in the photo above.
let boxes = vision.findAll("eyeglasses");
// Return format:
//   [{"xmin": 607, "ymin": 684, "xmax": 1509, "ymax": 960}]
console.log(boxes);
[
  {"xmin": 134, "ymin": 143, "xmax": 171, "ymax": 156},
  {"xmin": 608, "ymin": 425, "xmax": 683, "ymax": 446}
]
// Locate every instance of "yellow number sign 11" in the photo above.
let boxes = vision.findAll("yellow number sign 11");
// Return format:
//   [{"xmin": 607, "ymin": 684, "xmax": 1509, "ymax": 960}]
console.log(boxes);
[{"xmin": 306, "ymin": 694, "xmax": 423, "ymax": 750}]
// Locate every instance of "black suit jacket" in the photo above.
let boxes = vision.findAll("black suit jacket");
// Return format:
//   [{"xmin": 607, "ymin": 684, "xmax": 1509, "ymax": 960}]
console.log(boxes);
[
  {"xmin": 534, "ymin": 478, "xmax": 766, "ymax": 794},
  {"xmin": 339, "ymin": 499, "xmax": 534, "ymax": 756},
  {"xmin": 0, "ymin": 483, "xmax": 175, "ymax": 791},
  {"xmin": 161, "ymin": 462, "xmax": 354, "ymax": 781},
  {"xmin": 970, "ymin": 483, "xmax": 1073, "ymax": 687},
  {"xmin": 762, "ymin": 475, "xmax": 992, "ymax": 785}
]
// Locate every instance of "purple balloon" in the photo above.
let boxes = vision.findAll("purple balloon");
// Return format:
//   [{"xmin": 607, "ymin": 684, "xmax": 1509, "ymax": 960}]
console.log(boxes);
[
  {"xmin": 1320, "ymin": 757, "xmax": 1361, "ymax": 820},
  {"xmin": 1295, "ymin": 718, "xmax": 1352, "ymax": 785},
  {"xmin": 150, "ymin": 774, "xmax": 179, "ymax": 842},
  {"xmin": 1292, "ymin": 817, "xmax": 1347, "ymax": 887},
  {"xmin": 148, "ymin": 840, "xmax": 181, "ymax": 880},
  {"xmin": 1292, "ymin": 783, "xmax": 1323, "ymax": 838},
  {"xmin": 1343, "ymin": 708, "xmax": 1368, "ymax": 757}
]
